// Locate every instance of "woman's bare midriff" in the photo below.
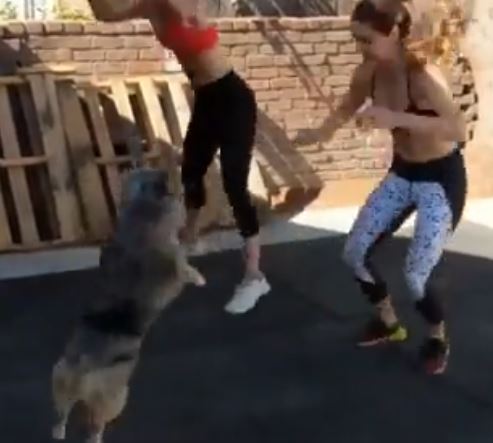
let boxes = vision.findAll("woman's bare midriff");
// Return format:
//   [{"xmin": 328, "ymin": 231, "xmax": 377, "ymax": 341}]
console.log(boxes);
[
  {"xmin": 392, "ymin": 132, "xmax": 456, "ymax": 163},
  {"xmin": 176, "ymin": 46, "xmax": 233, "ymax": 88}
]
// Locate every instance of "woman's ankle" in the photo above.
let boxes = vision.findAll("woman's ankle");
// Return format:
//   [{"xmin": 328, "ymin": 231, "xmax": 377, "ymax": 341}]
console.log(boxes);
[{"xmin": 376, "ymin": 296, "xmax": 399, "ymax": 327}]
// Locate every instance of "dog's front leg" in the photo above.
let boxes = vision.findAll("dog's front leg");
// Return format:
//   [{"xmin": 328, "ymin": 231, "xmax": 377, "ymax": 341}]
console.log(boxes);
[{"xmin": 183, "ymin": 263, "xmax": 206, "ymax": 286}]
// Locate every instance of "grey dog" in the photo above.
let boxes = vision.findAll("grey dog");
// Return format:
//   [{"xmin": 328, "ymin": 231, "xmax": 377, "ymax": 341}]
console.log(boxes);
[{"xmin": 51, "ymin": 168, "xmax": 205, "ymax": 443}]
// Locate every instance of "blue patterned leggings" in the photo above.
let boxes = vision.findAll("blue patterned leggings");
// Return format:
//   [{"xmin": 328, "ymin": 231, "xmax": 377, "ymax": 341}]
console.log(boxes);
[{"xmin": 343, "ymin": 150, "xmax": 466, "ymax": 303}]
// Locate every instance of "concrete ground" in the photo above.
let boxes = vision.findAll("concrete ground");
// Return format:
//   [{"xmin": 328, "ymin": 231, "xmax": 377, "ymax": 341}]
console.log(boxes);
[{"xmin": 1, "ymin": 200, "xmax": 493, "ymax": 443}]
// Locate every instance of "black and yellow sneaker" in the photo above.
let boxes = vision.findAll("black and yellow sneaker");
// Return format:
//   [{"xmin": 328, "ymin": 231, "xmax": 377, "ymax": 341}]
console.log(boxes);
[
  {"xmin": 357, "ymin": 318, "xmax": 408, "ymax": 347},
  {"xmin": 419, "ymin": 337, "xmax": 450, "ymax": 375}
]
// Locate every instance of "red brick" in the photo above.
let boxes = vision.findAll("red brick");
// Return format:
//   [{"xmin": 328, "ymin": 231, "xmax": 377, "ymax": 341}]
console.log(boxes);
[
  {"xmin": 331, "ymin": 64, "xmax": 357, "ymax": 75},
  {"xmin": 330, "ymin": 17, "xmax": 351, "ymax": 30},
  {"xmin": 73, "ymin": 50, "xmax": 105, "ymax": 62},
  {"xmin": 232, "ymin": 19, "xmax": 255, "ymax": 31},
  {"xmin": 248, "ymin": 32, "xmax": 266, "ymax": 44},
  {"xmin": 246, "ymin": 54, "xmax": 273, "ymax": 67},
  {"xmin": 36, "ymin": 49, "xmax": 72, "ymax": 63},
  {"xmin": 307, "ymin": 19, "xmax": 337, "ymax": 31},
  {"xmin": 94, "ymin": 62, "xmax": 126, "ymax": 74},
  {"xmin": 219, "ymin": 46, "xmax": 230, "ymax": 56},
  {"xmin": 292, "ymin": 43, "xmax": 314, "ymax": 54},
  {"xmin": 106, "ymin": 49, "xmax": 138, "ymax": 61},
  {"xmin": 308, "ymin": 66, "xmax": 329, "ymax": 76},
  {"xmin": 302, "ymin": 32, "xmax": 326, "ymax": 43},
  {"xmin": 274, "ymin": 55, "xmax": 292, "ymax": 66},
  {"xmin": 293, "ymin": 99, "xmax": 317, "ymax": 110},
  {"xmin": 215, "ymin": 19, "xmax": 234, "ymax": 32},
  {"xmin": 326, "ymin": 31, "xmax": 353, "ymax": 42},
  {"xmin": 230, "ymin": 57, "xmax": 246, "ymax": 71},
  {"xmin": 267, "ymin": 100, "xmax": 292, "ymax": 112},
  {"xmin": 248, "ymin": 80, "xmax": 270, "ymax": 90},
  {"xmin": 339, "ymin": 42, "xmax": 357, "ymax": 53},
  {"xmin": 127, "ymin": 61, "xmax": 163, "ymax": 74},
  {"xmin": 250, "ymin": 67, "xmax": 278, "ymax": 79},
  {"xmin": 255, "ymin": 90, "xmax": 280, "ymax": 101},
  {"xmin": 329, "ymin": 54, "xmax": 362, "ymax": 65},
  {"xmin": 113, "ymin": 22, "xmax": 134, "ymax": 34},
  {"xmin": 231, "ymin": 44, "xmax": 259, "ymax": 56},
  {"xmin": 93, "ymin": 36, "xmax": 124, "ymax": 49},
  {"xmin": 283, "ymin": 88, "xmax": 306, "ymax": 99},
  {"xmin": 124, "ymin": 36, "xmax": 155, "ymax": 48},
  {"xmin": 133, "ymin": 20, "xmax": 153, "ymax": 34},
  {"xmin": 277, "ymin": 67, "xmax": 296, "ymax": 77},
  {"xmin": 270, "ymin": 77, "xmax": 299, "ymax": 89},
  {"xmin": 302, "ymin": 54, "xmax": 326, "ymax": 65},
  {"xmin": 40, "ymin": 36, "xmax": 92, "ymax": 50},
  {"xmin": 332, "ymin": 86, "xmax": 349, "ymax": 96},
  {"xmin": 25, "ymin": 22, "xmax": 43, "ymax": 34},
  {"xmin": 83, "ymin": 23, "xmax": 103, "ymax": 34},
  {"xmin": 139, "ymin": 48, "xmax": 164, "ymax": 60},
  {"xmin": 314, "ymin": 43, "xmax": 338, "ymax": 54},
  {"xmin": 220, "ymin": 33, "xmax": 251, "ymax": 45},
  {"xmin": 63, "ymin": 22, "xmax": 84, "ymax": 34},
  {"xmin": 5, "ymin": 22, "xmax": 25, "ymax": 37},
  {"xmin": 259, "ymin": 44, "xmax": 275, "ymax": 55},
  {"xmin": 278, "ymin": 18, "xmax": 310, "ymax": 31},
  {"xmin": 283, "ymin": 31, "xmax": 303, "ymax": 42},
  {"xmin": 43, "ymin": 21, "xmax": 64, "ymax": 34}
]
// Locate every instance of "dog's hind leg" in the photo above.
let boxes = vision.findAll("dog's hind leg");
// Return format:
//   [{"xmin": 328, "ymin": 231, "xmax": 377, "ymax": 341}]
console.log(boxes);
[
  {"xmin": 52, "ymin": 359, "xmax": 78, "ymax": 440},
  {"xmin": 86, "ymin": 386, "xmax": 129, "ymax": 443}
]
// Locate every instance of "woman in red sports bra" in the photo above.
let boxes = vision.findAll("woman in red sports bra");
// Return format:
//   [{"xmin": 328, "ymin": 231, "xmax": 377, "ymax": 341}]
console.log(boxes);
[
  {"xmin": 89, "ymin": 0, "xmax": 271, "ymax": 314},
  {"xmin": 297, "ymin": 0, "xmax": 467, "ymax": 375}
]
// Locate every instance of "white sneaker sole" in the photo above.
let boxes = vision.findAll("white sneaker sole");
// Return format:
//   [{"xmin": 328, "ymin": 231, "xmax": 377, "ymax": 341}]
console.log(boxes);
[{"xmin": 224, "ymin": 281, "xmax": 271, "ymax": 315}]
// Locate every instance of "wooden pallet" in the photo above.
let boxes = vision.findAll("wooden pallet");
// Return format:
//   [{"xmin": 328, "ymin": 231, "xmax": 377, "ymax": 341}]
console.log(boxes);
[{"xmin": 0, "ymin": 68, "xmax": 268, "ymax": 252}]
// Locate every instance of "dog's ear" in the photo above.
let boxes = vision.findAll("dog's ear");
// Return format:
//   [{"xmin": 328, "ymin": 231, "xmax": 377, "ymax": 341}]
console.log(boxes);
[{"xmin": 182, "ymin": 263, "xmax": 206, "ymax": 286}]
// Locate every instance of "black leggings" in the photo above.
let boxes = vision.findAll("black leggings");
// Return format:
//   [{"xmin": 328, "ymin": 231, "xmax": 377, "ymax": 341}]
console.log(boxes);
[{"xmin": 182, "ymin": 70, "xmax": 259, "ymax": 238}]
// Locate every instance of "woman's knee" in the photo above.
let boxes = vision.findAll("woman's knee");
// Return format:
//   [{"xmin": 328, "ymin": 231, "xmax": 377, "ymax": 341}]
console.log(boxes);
[
  {"xmin": 181, "ymin": 167, "xmax": 206, "ymax": 209},
  {"xmin": 342, "ymin": 236, "xmax": 365, "ymax": 271}
]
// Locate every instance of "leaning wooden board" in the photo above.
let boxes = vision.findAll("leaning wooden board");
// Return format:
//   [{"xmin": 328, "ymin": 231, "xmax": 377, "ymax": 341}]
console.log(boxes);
[{"xmin": 0, "ymin": 70, "xmax": 270, "ymax": 253}]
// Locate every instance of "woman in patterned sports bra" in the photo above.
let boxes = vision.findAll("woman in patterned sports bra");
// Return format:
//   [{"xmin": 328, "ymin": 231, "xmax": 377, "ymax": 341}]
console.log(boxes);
[
  {"xmin": 89, "ymin": 0, "xmax": 270, "ymax": 315},
  {"xmin": 303, "ymin": 0, "xmax": 466, "ymax": 375}
]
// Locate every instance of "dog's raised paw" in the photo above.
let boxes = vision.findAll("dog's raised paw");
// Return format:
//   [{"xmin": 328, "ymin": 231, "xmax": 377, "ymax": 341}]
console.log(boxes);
[
  {"xmin": 86, "ymin": 432, "xmax": 103, "ymax": 443},
  {"xmin": 52, "ymin": 423, "xmax": 66, "ymax": 440}
]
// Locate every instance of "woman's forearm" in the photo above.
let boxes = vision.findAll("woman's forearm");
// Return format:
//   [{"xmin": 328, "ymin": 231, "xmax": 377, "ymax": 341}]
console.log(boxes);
[{"xmin": 88, "ymin": 0, "xmax": 143, "ymax": 21}]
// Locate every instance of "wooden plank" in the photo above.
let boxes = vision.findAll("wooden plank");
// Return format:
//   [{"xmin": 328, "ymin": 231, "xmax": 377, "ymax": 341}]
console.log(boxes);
[
  {"xmin": 27, "ymin": 73, "xmax": 83, "ymax": 242},
  {"xmin": 18, "ymin": 83, "xmax": 59, "ymax": 239},
  {"xmin": 83, "ymin": 86, "xmax": 122, "ymax": 207},
  {"xmin": 110, "ymin": 79, "xmax": 142, "ymax": 165},
  {"xmin": 135, "ymin": 78, "xmax": 180, "ymax": 193},
  {"xmin": 57, "ymin": 80, "xmax": 112, "ymax": 239},
  {"xmin": 166, "ymin": 81, "xmax": 191, "ymax": 144},
  {"xmin": 0, "ymin": 181, "xmax": 12, "ymax": 248},
  {"xmin": 0, "ymin": 156, "xmax": 48, "ymax": 167},
  {"xmin": 95, "ymin": 150, "xmax": 160, "ymax": 166},
  {"xmin": 0, "ymin": 86, "xmax": 39, "ymax": 244}
]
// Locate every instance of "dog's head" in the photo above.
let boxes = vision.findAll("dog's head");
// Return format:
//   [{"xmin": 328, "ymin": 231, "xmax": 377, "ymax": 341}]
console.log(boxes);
[
  {"xmin": 120, "ymin": 168, "xmax": 184, "ymax": 234},
  {"xmin": 122, "ymin": 168, "xmax": 169, "ymax": 202}
]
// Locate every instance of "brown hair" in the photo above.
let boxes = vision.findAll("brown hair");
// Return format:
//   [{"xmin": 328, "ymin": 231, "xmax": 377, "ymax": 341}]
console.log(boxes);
[{"xmin": 351, "ymin": 0, "xmax": 465, "ymax": 69}]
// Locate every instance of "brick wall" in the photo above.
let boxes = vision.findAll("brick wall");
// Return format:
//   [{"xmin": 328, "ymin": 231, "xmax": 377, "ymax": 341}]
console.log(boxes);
[{"xmin": 0, "ymin": 17, "xmax": 480, "ymax": 208}]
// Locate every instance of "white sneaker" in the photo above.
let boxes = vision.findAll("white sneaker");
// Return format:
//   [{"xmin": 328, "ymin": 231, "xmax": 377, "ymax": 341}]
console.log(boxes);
[{"xmin": 224, "ymin": 276, "xmax": 271, "ymax": 314}]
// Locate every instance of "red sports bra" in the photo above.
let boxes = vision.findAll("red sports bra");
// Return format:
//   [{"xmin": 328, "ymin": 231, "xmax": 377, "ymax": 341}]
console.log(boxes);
[{"xmin": 155, "ymin": 19, "xmax": 219, "ymax": 57}]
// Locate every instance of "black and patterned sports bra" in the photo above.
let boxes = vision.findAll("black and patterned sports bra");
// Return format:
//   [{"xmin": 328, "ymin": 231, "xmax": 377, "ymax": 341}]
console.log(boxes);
[{"xmin": 371, "ymin": 70, "xmax": 439, "ymax": 118}]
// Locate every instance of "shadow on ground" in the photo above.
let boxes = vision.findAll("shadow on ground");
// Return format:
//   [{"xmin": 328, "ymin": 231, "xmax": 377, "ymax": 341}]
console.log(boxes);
[{"xmin": 1, "ymin": 222, "xmax": 493, "ymax": 443}]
